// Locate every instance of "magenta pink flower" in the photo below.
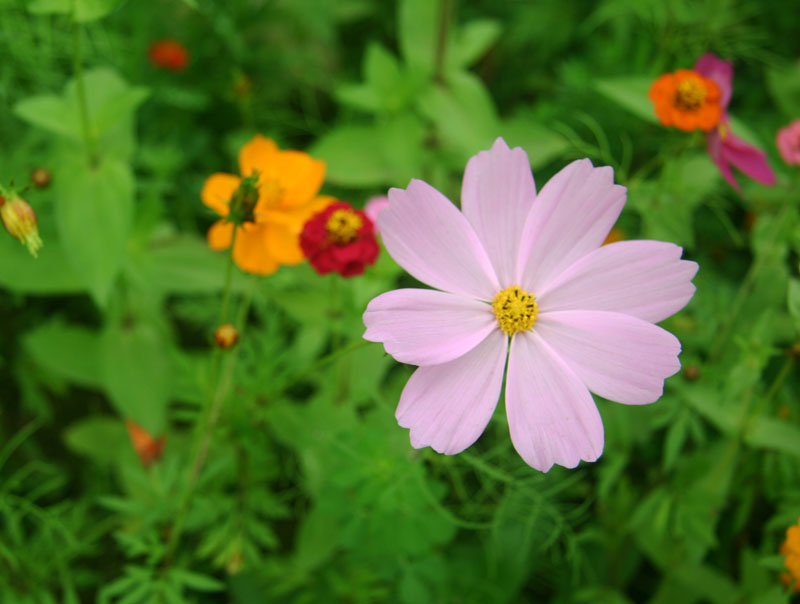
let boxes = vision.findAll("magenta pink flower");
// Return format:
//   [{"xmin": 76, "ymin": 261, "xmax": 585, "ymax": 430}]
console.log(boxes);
[
  {"xmin": 362, "ymin": 138, "xmax": 698, "ymax": 472},
  {"xmin": 693, "ymin": 53, "xmax": 776, "ymax": 191},
  {"xmin": 777, "ymin": 119, "xmax": 800, "ymax": 165},
  {"xmin": 364, "ymin": 195, "xmax": 390, "ymax": 233}
]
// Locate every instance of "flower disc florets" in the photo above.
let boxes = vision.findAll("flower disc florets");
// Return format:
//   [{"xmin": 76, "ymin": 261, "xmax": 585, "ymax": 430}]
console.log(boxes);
[
  {"xmin": 492, "ymin": 286, "xmax": 538, "ymax": 336},
  {"xmin": 300, "ymin": 201, "xmax": 379, "ymax": 277},
  {"xmin": 648, "ymin": 69, "xmax": 722, "ymax": 132}
]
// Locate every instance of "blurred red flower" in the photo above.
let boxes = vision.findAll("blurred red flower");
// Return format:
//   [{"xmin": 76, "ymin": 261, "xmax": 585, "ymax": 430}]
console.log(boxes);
[{"xmin": 149, "ymin": 39, "xmax": 189, "ymax": 71}]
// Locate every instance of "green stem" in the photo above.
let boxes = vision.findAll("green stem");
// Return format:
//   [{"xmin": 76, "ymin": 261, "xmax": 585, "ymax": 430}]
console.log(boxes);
[
  {"xmin": 218, "ymin": 225, "xmax": 239, "ymax": 325},
  {"xmin": 71, "ymin": 24, "xmax": 98, "ymax": 167},
  {"xmin": 433, "ymin": 0, "xmax": 453, "ymax": 85},
  {"xmin": 162, "ymin": 260, "xmax": 252, "ymax": 568}
]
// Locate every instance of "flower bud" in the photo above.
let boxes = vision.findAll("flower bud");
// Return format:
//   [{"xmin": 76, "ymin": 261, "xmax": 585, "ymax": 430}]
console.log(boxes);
[
  {"xmin": 214, "ymin": 323, "xmax": 239, "ymax": 349},
  {"xmin": 0, "ymin": 194, "xmax": 43, "ymax": 257},
  {"xmin": 125, "ymin": 420, "xmax": 166, "ymax": 468},
  {"xmin": 228, "ymin": 173, "xmax": 260, "ymax": 225},
  {"xmin": 31, "ymin": 168, "xmax": 51, "ymax": 189}
]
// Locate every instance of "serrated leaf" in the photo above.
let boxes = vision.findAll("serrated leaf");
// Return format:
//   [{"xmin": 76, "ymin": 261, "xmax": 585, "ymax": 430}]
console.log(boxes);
[{"xmin": 54, "ymin": 154, "xmax": 134, "ymax": 306}]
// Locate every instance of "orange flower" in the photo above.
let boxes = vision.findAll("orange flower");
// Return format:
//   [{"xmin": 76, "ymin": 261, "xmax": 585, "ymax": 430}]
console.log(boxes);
[
  {"xmin": 781, "ymin": 517, "xmax": 800, "ymax": 592},
  {"xmin": 125, "ymin": 420, "xmax": 165, "ymax": 468},
  {"xmin": 202, "ymin": 135, "xmax": 333, "ymax": 275},
  {"xmin": 648, "ymin": 69, "xmax": 723, "ymax": 132}
]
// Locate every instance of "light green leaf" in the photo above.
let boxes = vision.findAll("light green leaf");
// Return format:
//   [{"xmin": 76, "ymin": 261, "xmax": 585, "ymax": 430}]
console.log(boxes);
[
  {"xmin": 23, "ymin": 320, "xmax": 102, "ymax": 388},
  {"xmin": 398, "ymin": 0, "xmax": 437, "ymax": 77},
  {"xmin": 0, "ymin": 225, "xmax": 85, "ymax": 294},
  {"xmin": 63, "ymin": 416, "xmax": 128, "ymax": 466},
  {"xmin": 448, "ymin": 19, "xmax": 501, "ymax": 69},
  {"xmin": 13, "ymin": 96, "xmax": 81, "ymax": 139},
  {"xmin": 595, "ymin": 76, "xmax": 660, "ymax": 125},
  {"xmin": 54, "ymin": 155, "xmax": 133, "ymax": 306},
  {"xmin": 102, "ymin": 322, "xmax": 171, "ymax": 434},
  {"xmin": 745, "ymin": 416, "xmax": 800, "ymax": 458},
  {"xmin": 310, "ymin": 114, "xmax": 426, "ymax": 187}
]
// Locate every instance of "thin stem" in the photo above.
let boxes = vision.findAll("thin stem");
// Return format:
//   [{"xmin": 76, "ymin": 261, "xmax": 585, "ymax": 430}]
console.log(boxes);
[
  {"xmin": 163, "ymin": 258, "xmax": 252, "ymax": 568},
  {"xmin": 218, "ymin": 225, "xmax": 239, "ymax": 325},
  {"xmin": 71, "ymin": 24, "xmax": 98, "ymax": 167},
  {"xmin": 433, "ymin": 0, "xmax": 453, "ymax": 85}
]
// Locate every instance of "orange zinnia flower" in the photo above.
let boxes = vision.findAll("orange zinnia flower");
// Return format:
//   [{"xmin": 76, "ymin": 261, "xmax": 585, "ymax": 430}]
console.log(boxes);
[
  {"xmin": 648, "ymin": 69, "xmax": 723, "ymax": 132},
  {"xmin": 202, "ymin": 135, "xmax": 332, "ymax": 275},
  {"xmin": 780, "ymin": 516, "xmax": 800, "ymax": 592}
]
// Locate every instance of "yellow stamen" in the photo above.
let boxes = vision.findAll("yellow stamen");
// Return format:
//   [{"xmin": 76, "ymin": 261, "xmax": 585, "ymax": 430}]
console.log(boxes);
[
  {"xmin": 492, "ymin": 286, "xmax": 538, "ymax": 336},
  {"xmin": 325, "ymin": 209, "xmax": 363, "ymax": 245},
  {"xmin": 674, "ymin": 78, "xmax": 707, "ymax": 111}
]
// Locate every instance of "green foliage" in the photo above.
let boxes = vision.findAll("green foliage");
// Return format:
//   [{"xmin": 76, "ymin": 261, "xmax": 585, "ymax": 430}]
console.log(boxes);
[{"xmin": 1, "ymin": 0, "xmax": 799, "ymax": 602}]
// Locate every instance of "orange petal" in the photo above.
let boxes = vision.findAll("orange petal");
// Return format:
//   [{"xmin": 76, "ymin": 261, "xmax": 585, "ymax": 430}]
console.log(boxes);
[
  {"xmin": 271, "ymin": 151, "xmax": 326, "ymax": 207},
  {"xmin": 264, "ymin": 222, "xmax": 304, "ymax": 265},
  {"xmin": 202, "ymin": 173, "xmax": 240, "ymax": 216},
  {"xmin": 261, "ymin": 195, "xmax": 335, "ymax": 229},
  {"xmin": 232, "ymin": 224, "xmax": 280, "ymax": 275},
  {"xmin": 125, "ymin": 419, "xmax": 165, "ymax": 468},
  {"xmin": 239, "ymin": 135, "xmax": 279, "ymax": 178},
  {"xmin": 208, "ymin": 219, "xmax": 234, "ymax": 250}
]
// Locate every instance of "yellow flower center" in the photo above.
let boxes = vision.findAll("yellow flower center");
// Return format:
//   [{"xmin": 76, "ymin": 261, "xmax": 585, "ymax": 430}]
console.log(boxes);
[
  {"xmin": 325, "ymin": 209, "xmax": 363, "ymax": 245},
  {"xmin": 492, "ymin": 286, "xmax": 538, "ymax": 336},
  {"xmin": 674, "ymin": 78, "xmax": 707, "ymax": 111}
]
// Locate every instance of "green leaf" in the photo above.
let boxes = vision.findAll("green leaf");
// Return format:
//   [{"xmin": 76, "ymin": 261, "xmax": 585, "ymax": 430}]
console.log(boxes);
[
  {"xmin": 766, "ymin": 62, "xmax": 800, "ymax": 118},
  {"xmin": 310, "ymin": 114, "xmax": 426, "ymax": 187},
  {"xmin": 417, "ymin": 72, "xmax": 499, "ymax": 163},
  {"xmin": 28, "ymin": 0, "xmax": 120, "ymax": 21},
  {"xmin": 170, "ymin": 569, "xmax": 225, "ymax": 592},
  {"xmin": 23, "ymin": 320, "xmax": 102, "ymax": 388},
  {"xmin": 63, "ymin": 416, "xmax": 128, "ymax": 466},
  {"xmin": 101, "ymin": 321, "xmax": 171, "ymax": 434},
  {"xmin": 398, "ymin": 0, "xmax": 438, "ymax": 77},
  {"xmin": 0, "ymin": 225, "xmax": 85, "ymax": 294},
  {"xmin": 594, "ymin": 76, "xmax": 660, "ymax": 125},
  {"xmin": 13, "ymin": 95, "xmax": 81, "ymax": 139},
  {"xmin": 54, "ymin": 154, "xmax": 134, "ymax": 306},
  {"xmin": 745, "ymin": 416, "xmax": 800, "ymax": 458},
  {"xmin": 448, "ymin": 19, "xmax": 501, "ymax": 69}
]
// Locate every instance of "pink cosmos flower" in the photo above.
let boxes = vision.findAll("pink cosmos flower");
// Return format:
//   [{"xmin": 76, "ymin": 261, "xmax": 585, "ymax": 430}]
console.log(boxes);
[
  {"xmin": 777, "ymin": 119, "xmax": 800, "ymax": 165},
  {"xmin": 694, "ymin": 53, "xmax": 776, "ymax": 191},
  {"xmin": 364, "ymin": 196, "xmax": 390, "ymax": 233},
  {"xmin": 362, "ymin": 138, "xmax": 698, "ymax": 472}
]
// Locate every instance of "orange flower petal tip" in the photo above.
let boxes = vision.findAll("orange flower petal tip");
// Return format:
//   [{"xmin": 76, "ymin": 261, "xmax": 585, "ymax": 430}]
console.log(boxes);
[
  {"xmin": 148, "ymin": 39, "xmax": 189, "ymax": 71},
  {"xmin": 125, "ymin": 420, "xmax": 166, "ymax": 468}
]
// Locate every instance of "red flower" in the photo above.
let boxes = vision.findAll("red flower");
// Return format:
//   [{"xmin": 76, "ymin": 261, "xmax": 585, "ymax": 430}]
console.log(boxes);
[
  {"xmin": 300, "ymin": 201, "xmax": 379, "ymax": 277},
  {"xmin": 148, "ymin": 39, "xmax": 189, "ymax": 71}
]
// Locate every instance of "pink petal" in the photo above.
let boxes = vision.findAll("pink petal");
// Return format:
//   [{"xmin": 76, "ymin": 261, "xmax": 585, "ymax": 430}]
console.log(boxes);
[
  {"xmin": 505, "ymin": 332, "xmax": 604, "ymax": 472},
  {"xmin": 461, "ymin": 138, "xmax": 537, "ymax": 285},
  {"xmin": 380, "ymin": 179, "xmax": 500, "ymax": 300},
  {"xmin": 396, "ymin": 330, "xmax": 508, "ymax": 455},
  {"xmin": 722, "ymin": 132, "xmax": 777, "ymax": 186},
  {"xmin": 693, "ymin": 53, "xmax": 733, "ymax": 110},
  {"xmin": 364, "ymin": 196, "xmax": 390, "ymax": 232},
  {"xmin": 707, "ymin": 128, "xmax": 741, "ymax": 191},
  {"xmin": 516, "ymin": 159, "xmax": 626, "ymax": 293},
  {"xmin": 535, "ymin": 311, "xmax": 681, "ymax": 405},
  {"xmin": 537, "ymin": 240, "xmax": 698, "ymax": 323},
  {"xmin": 363, "ymin": 288, "xmax": 496, "ymax": 366}
]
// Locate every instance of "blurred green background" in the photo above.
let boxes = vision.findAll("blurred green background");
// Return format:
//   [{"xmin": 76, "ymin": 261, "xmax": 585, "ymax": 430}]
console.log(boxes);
[{"xmin": 1, "ymin": 0, "xmax": 800, "ymax": 602}]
